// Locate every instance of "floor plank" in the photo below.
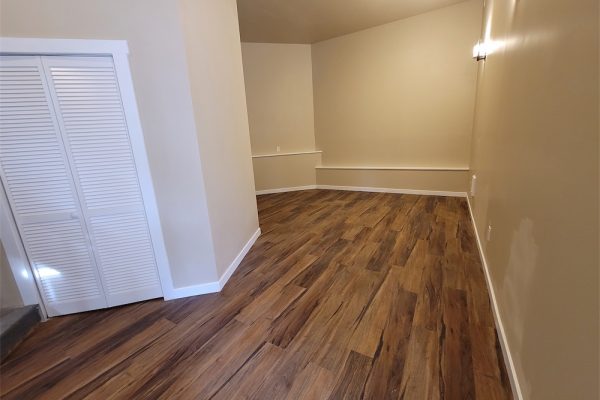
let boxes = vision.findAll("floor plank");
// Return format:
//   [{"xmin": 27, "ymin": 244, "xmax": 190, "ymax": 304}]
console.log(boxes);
[{"xmin": 0, "ymin": 189, "xmax": 512, "ymax": 400}]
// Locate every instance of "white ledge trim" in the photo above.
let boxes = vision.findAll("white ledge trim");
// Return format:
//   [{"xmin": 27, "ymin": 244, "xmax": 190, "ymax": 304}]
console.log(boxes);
[
  {"xmin": 252, "ymin": 150, "xmax": 322, "ymax": 159},
  {"xmin": 316, "ymin": 165, "xmax": 469, "ymax": 171}
]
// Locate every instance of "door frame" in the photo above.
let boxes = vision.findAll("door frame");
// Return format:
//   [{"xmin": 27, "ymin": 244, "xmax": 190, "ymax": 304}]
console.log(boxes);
[
  {"xmin": 0, "ymin": 38, "xmax": 175, "ymax": 317},
  {"xmin": 0, "ymin": 181, "xmax": 47, "ymax": 318}
]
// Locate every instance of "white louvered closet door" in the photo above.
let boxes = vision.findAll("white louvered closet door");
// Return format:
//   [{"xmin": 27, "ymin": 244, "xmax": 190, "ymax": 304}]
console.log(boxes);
[
  {"xmin": 41, "ymin": 56, "xmax": 163, "ymax": 308},
  {"xmin": 0, "ymin": 56, "xmax": 108, "ymax": 316},
  {"xmin": 0, "ymin": 55, "xmax": 163, "ymax": 316}
]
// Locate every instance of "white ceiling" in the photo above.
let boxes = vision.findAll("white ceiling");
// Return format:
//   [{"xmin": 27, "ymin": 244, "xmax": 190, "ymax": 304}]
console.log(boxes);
[{"xmin": 237, "ymin": 0, "xmax": 472, "ymax": 44}]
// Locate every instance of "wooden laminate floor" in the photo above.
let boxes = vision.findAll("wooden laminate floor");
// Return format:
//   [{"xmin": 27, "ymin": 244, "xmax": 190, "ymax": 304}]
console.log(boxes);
[{"xmin": 0, "ymin": 190, "xmax": 512, "ymax": 399}]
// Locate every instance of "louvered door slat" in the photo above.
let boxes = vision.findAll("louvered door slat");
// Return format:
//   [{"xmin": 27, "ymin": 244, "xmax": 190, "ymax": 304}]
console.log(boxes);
[
  {"xmin": 43, "ymin": 56, "xmax": 162, "ymax": 306},
  {"xmin": 0, "ymin": 56, "xmax": 107, "ymax": 316}
]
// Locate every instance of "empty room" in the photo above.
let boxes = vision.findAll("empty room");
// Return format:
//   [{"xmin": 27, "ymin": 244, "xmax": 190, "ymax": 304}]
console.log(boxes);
[{"xmin": 0, "ymin": 0, "xmax": 597, "ymax": 399}]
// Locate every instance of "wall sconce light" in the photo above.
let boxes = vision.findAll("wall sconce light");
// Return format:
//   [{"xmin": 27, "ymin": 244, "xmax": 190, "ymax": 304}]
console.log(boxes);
[{"xmin": 472, "ymin": 41, "xmax": 487, "ymax": 61}]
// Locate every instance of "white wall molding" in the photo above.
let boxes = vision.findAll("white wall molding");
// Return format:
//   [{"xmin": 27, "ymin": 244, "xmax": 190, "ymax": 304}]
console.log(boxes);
[
  {"xmin": 466, "ymin": 197, "xmax": 524, "ymax": 400},
  {"xmin": 256, "ymin": 185, "xmax": 318, "ymax": 195},
  {"xmin": 252, "ymin": 150, "xmax": 322, "ymax": 159},
  {"xmin": 164, "ymin": 228, "xmax": 261, "ymax": 300},
  {"xmin": 316, "ymin": 165, "xmax": 469, "ymax": 171}
]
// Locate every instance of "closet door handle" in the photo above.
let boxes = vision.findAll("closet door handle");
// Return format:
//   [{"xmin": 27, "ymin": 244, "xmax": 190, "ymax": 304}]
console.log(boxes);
[{"xmin": 69, "ymin": 212, "xmax": 79, "ymax": 220}]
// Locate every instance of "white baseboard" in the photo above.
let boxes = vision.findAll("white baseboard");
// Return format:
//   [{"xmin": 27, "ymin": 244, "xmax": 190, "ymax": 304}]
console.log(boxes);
[
  {"xmin": 316, "ymin": 185, "xmax": 467, "ymax": 198},
  {"xmin": 316, "ymin": 165, "xmax": 469, "ymax": 171},
  {"xmin": 256, "ymin": 185, "xmax": 317, "ymax": 195},
  {"xmin": 466, "ymin": 197, "xmax": 523, "ymax": 400},
  {"xmin": 256, "ymin": 184, "xmax": 466, "ymax": 197},
  {"xmin": 252, "ymin": 150, "xmax": 323, "ymax": 159},
  {"xmin": 165, "ymin": 281, "xmax": 221, "ymax": 300},
  {"xmin": 218, "ymin": 228, "xmax": 261, "ymax": 288},
  {"xmin": 164, "ymin": 228, "xmax": 261, "ymax": 300}
]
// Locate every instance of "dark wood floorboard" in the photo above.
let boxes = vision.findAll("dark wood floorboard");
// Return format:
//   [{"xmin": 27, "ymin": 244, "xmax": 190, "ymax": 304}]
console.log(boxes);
[{"xmin": 0, "ymin": 189, "xmax": 513, "ymax": 399}]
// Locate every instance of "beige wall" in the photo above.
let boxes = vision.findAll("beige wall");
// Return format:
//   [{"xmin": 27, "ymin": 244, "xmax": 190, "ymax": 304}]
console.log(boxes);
[
  {"xmin": 0, "ymin": 241, "xmax": 23, "ymax": 309},
  {"xmin": 180, "ymin": 0, "xmax": 259, "ymax": 276},
  {"xmin": 241, "ymin": 42, "xmax": 319, "ymax": 191},
  {"xmin": 0, "ymin": 0, "xmax": 223, "ymax": 286},
  {"xmin": 253, "ymin": 153, "xmax": 321, "ymax": 191},
  {"xmin": 312, "ymin": 0, "xmax": 481, "ymax": 169},
  {"xmin": 241, "ymin": 43, "xmax": 316, "ymax": 154},
  {"xmin": 243, "ymin": 3, "xmax": 481, "ymax": 193},
  {"xmin": 316, "ymin": 168, "xmax": 469, "ymax": 193},
  {"xmin": 469, "ymin": 0, "xmax": 599, "ymax": 398}
]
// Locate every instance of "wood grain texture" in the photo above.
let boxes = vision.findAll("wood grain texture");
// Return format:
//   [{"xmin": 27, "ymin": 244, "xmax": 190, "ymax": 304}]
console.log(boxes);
[{"xmin": 0, "ymin": 190, "xmax": 512, "ymax": 400}]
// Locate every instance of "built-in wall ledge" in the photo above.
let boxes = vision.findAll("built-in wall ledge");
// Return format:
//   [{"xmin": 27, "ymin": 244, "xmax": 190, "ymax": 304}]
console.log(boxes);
[
  {"xmin": 316, "ymin": 165, "xmax": 470, "ymax": 171},
  {"xmin": 252, "ymin": 150, "xmax": 323, "ymax": 159}
]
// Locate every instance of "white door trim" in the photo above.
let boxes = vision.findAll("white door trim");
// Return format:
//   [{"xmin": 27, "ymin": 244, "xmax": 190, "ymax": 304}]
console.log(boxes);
[
  {"xmin": 0, "ymin": 37, "xmax": 175, "ymax": 308},
  {"xmin": 0, "ymin": 182, "xmax": 47, "ymax": 318},
  {"xmin": 0, "ymin": 38, "xmax": 129, "ymax": 56}
]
